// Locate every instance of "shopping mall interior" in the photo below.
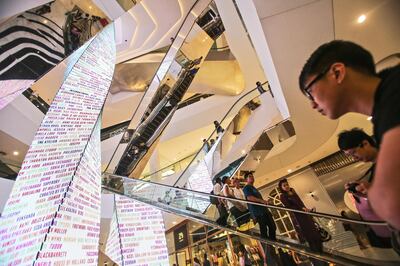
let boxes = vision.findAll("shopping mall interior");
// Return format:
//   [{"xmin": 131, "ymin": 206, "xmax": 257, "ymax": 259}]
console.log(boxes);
[{"xmin": 0, "ymin": 0, "xmax": 399, "ymax": 265}]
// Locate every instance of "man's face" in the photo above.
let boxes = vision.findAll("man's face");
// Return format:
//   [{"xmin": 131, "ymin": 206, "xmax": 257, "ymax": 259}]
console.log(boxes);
[
  {"xmin": 343, "ymin": 140, "xmax": 377, "ymax": 162},
  {"xmin": 247, "ymin": 174, "xmax": 254, "ymax": 184},
  {"xmin": 303, "ymin": 64, "xmax": 347, "ymax": 119}
]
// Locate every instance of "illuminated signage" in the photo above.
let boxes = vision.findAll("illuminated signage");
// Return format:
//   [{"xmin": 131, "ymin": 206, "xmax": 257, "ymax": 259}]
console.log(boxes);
[
  {"xmin": 173, "ymin": 224, "xmax": 188, "ymax": 250},
  {"xmin": 0, "ymin": 24, "xmax": 115, "ymax": 264},
  {"xmin": 104, "ymin": 206, "xmax": 123, "ymax": 265},
  {"xmin": 105, "ymin": 195, "xmax": 169, "ymax": 265}
]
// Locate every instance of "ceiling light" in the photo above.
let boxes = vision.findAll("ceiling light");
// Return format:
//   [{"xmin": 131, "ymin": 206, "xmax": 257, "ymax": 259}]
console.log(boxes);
[
  {"xmin": 287, "ymin": 169, "xmax": 292, "ymax": 173},
  {"xmin": 13, "ymin": 151, "xmax": 19, "ymax": 156},
  {"xmin": 161, "ymin": 169, "xmax": 175, "ymax": 177},
  {"xmin": 172, "ymin": 221, "xmax": 177, "ymax": 225},
  {"xmin": 367, "ymin": 116, "xmax": 372, "ymax": 121},
  {"xmin": 357, "ymin": 14, "xmax": 366, "ymax": 24},
  {"xmin": 43, "ymin": 20, "xmax": 48, "ymax": 24},
  {"xmin": 241, "ymin": 150, "xmax": 246, "ymax": 154},
  {"xmin": 89, "ymin": 6, "xmax": 93, "ymax": 9}
]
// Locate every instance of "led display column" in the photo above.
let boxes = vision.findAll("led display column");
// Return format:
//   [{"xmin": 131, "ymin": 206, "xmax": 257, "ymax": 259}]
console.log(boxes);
[
  {"xmin": 0, "ymin": 24, "xmax": 115, "ymax": 264},
  {"xmin": 105, "ymin": 195, "xmax": 169, "ymax": 266}
]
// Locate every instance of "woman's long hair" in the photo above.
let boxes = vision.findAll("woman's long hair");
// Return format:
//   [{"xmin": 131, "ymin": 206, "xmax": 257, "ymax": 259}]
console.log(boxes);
[{"xmin": 278, "ymin": 178, "xmax": 290, "ymax": 193}]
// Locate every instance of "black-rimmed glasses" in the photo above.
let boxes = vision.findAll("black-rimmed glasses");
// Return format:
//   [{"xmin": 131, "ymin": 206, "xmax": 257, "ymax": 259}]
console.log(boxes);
[{"xmin": 302, "ymin": 67, "xmax": 330, "ymax": 101}]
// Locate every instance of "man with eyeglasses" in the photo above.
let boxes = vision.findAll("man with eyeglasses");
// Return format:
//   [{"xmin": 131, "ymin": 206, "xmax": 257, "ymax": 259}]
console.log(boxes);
[
  {"xmin": 338, "ymin": 128, "xmax": 377, "ymax": 163},
  {"xmin": 338, "ymin": 128, "xmax": 393, "ymax": 249},
  {"xmin": 299, "ymin": 40, "xmax": 400, "ymax": 231}
]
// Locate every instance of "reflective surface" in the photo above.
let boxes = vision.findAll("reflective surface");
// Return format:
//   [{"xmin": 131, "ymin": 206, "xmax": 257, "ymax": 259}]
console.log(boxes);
[{"xmin": 102, "ymin": 174, "xmax": 399, "ymax": 266}]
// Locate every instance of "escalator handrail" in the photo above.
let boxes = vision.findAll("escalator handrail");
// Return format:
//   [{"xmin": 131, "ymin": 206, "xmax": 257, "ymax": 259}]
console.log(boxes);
[
  {"xmin": 172, "ymin": 82, "xmax": 268, "ymax": 186},
  {"xmin": 142, "ymin": 152, "xmax": 196, "ymax": 179},
  {"xmin": 104, "ymin": 173, "xmax": 388, "ymax": 226},
  {"xmin": 103, "ymin": 185, "xmax": 398, "ymax": 266}
]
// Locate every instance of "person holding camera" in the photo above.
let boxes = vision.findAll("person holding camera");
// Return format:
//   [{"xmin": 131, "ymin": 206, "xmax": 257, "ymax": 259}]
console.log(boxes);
[{"xmin": 338, "ymin": 129, "xmax": 392, "ymax": 248}]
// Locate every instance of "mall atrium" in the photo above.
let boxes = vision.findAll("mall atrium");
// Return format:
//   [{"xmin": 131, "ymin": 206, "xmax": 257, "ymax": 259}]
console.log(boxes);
[{"xmin": 0, "ymin": 0, "xmax": 399, "ymax": 265}]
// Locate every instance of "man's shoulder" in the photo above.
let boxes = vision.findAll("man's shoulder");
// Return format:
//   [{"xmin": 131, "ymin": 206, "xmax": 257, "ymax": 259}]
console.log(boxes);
[
  {"xmin": 373, "ymin": 65, "xmax": 400, "ymax": 145},
  {"xmin": 242, "ymin": 184, "xmax": 254, "ymax": 194}
]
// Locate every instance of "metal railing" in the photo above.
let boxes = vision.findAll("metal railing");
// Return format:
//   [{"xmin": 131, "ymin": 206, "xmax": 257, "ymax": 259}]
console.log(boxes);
[
  {"xmin": 104, "ymin": 173, "xmax": 387, "ymax": 226},
  {"xmin": 103, "ymin": 173, "xmax": 399, "ymax": 266}
]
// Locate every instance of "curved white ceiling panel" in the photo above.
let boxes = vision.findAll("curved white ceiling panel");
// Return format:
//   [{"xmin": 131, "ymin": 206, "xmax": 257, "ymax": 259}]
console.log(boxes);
[{"xmin": 116, "ymin": 0, "xmax": 197, "ymax": 64}]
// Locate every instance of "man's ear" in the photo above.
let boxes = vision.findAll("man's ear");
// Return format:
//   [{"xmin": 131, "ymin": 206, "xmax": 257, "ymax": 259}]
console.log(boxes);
[
  {"xmin": 331, "ymin": 63, "xmax": 346, "ymax": 84},
  {"xmin": 362, "ymin": 139, "xmax": 368, "ymax": 146}
]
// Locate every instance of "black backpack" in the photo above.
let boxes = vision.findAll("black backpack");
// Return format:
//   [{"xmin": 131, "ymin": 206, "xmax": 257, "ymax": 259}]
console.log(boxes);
[{"xmin": 209, "ymin": 190, "xmax": 219, "ymax": 205}]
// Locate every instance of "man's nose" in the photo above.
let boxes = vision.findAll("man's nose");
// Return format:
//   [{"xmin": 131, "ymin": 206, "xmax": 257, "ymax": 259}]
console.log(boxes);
[{"xmin": 311, "ymin": 101, "xmax": 318, "ymax": 109}]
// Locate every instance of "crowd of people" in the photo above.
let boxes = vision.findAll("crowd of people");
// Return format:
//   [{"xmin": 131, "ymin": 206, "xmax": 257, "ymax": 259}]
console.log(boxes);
[{"xmin": 212, "ymin": 172, "xmax": 329, "ymax": 265}]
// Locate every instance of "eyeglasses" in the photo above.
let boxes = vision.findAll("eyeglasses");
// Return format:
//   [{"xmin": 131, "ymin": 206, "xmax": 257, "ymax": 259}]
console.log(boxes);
[
  {"xmin": 302, "ymin": 66, "xmax": 330, "ymax": 101},
  {"xmin": 344, "ymin": 143, "xmax": 364, "ymax": 158}
]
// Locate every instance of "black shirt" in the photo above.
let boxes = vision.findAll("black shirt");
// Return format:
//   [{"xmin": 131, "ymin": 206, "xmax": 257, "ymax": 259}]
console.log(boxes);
[{"xmin": 372, "ymin": 65, "xmax": 400, "ymax": 146}]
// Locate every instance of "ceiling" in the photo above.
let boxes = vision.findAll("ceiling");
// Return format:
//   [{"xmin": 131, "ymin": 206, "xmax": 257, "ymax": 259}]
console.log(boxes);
[
  {"xmin": 0, "ymin": 130, "xmax": 29, "ymax": 167},
  {"xmin": 114, "ymin": 0, "xmax": 197, "ymax": 63}
]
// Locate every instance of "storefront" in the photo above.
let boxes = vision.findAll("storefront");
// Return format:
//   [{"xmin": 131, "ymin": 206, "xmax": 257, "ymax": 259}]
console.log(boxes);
[{"xmin": 166, "ymin": 220, "xmax": 266, "ymax": 266}]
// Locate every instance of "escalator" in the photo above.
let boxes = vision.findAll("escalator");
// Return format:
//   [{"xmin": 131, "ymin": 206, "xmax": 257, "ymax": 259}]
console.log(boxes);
[
  {"xmin": 102, "ymin": 174, "xmax": 399, "ymax": 266},
  {"xmin": 105, "ymin": 2, "xmax": 227, "ymax": 177},
  {"xmin": 115, "ymin": 67, "xmax": 200, "ymax": 176}
]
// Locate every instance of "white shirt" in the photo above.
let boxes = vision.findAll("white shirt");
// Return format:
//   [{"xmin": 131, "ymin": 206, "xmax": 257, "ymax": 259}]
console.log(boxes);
[
  {"xmin": 222, "ymin": 184, "xmax": 235, "ymax": 209},
  {"xmin": 213, "ymin": 183, "xmax": 222, "ymax": 195},
  {"xmin": 232, "ymin": 187, "xmax": 247, "ymax": 210}
]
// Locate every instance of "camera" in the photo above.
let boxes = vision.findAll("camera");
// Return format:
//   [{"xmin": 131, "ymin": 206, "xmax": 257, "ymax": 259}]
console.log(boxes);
[{"xmin": 347, "ymin": 182, "xmax": 359, "ymax": 194}]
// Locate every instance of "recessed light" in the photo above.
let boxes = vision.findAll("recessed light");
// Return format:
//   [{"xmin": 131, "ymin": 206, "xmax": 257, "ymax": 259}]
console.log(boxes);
[
  {"xmin": 13, "ymin": 151, "xmax": 19, "ymax": 156},
  {"xmin": 367, "ymin": 116, "xmax": 372, "ymax": 121},
  {"xmin": 89, "ymin": 6, "xmax": 93, "ymax": 9},
  {"xmin": 287, "ymin": 169, "xmax": 292, "ymax": 173},
  {"xmin": 43, "ymin": 19, "xmax": 48, "ymax": 24},
  {"xmin": 357, "ymin": 14, "xmax": 366, "ymax": 24},
  {"xmin": 172, "ymin": 221, "xmax": 177, "ymax": 224}
]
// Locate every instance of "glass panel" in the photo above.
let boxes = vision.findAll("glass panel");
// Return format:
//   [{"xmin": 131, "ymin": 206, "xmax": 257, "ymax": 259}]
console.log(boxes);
[{"xmin": 102, "ymin": 173, "xmax": 400, "ymax": 266}]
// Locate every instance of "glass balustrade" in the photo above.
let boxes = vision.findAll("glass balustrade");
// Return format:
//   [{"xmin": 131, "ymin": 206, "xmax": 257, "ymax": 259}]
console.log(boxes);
[{"xmin": 102, "ymin": 173, "xmax": 400, "ymax": 266}]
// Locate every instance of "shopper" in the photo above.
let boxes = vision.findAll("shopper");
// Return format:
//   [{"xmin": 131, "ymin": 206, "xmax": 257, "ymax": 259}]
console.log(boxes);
[
  {"xmin": 203, "ymin": 253, "xmax": 211, "ymax": 266},
  {"xmin": 242, "ymin": 172, "xmax": 278, "ymax": 265},
  {"xmin": 214, "ymin": 177, "xmax": 228, "ymax": 226},
  {"xmin": 194, "ymin": 257, "xmax": 201, "ymax": 266},
  {"xmin": 238, "ymin": 244, "xmax": 251, "ymax": 266},
  {"xmin": 278, "ymin": 179, "xmax": 322, "ymax": 251},
  {"xmin": 222, "ymin": 176, "xmax": 250, "ymax": 226},
  {"xmin": 214, "ymin": 120, "xmax": 224, "ymax": 136},
  {"xmin": 299, "ymin": 40, "xmax": 400, "ymax": 229},
  {"xmin": 202, "ymin": 138, "xmax": 210, "ymax": 153},
  {"xmin": 338, "ymin": 128, "xmax": 392, "ymax": 247}
]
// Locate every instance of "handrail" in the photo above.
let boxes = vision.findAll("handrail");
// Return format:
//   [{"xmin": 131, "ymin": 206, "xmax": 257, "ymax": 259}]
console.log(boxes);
[
  {"xmin": 105, "ymin": 173, "xmax": 388, "ymax": 226},
  {"xmin": 104, "ymin": 184, "xmax": 398, "ymax": 266},
  {"xmin": 103, "ymin": 185, "xmax": 396, "ymax": 266},
  {"xmin": 172, "ymin": 82, "xmax": 268, "ymax": 187},
  {"xmin": 101, "ymin": 120, "xmax": 130, "ymax": 141},
  {"xmin": 142, "ymin": 152, "xmax": 196, "ymax": 179}
]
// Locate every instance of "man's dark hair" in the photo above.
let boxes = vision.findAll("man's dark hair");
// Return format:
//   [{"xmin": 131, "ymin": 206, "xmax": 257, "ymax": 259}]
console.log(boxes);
[
  {"xmin": 299, "ymin": 40, "xmax": 376, "ymax": 90},
  {"xmin": 215, "ymin": 177, "xmax": 221, "ymax": 184},
  {"xmin": 221, "ymin": 176, "xmax": 229, "ymax": 184},
  {"xmin": 244, "ymin": 172, "xmax": 254, "ymax": 179},
  {"xmin": 337, "ymin": 128, "xmax": 376, "ymax": 150}
]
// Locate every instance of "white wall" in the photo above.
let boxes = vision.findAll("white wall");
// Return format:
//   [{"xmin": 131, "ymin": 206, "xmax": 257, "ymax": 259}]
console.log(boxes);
[{"xmin": 260, "ymin": 168, "xmax": 339, "ymax": 216}]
